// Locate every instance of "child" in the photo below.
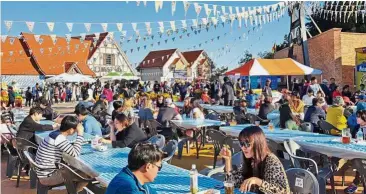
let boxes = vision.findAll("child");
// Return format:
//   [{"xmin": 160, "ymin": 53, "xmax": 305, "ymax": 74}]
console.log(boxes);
[{"xmin": 201, "ymin": 88, "xmax": 211, "ymax": 104}]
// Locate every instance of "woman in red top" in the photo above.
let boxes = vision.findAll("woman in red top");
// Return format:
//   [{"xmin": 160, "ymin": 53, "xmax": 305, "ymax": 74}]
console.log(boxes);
[
  {"xmin": 102, "ymin": 84, "xmax": 113, "ymax": 102},
  {"xmin": 201, "ymin": 88, "xmax": 211, "ymax": 104},
  {"xmin": 332, "ymin": 85, "xmax": 342, "ymax": 98}
]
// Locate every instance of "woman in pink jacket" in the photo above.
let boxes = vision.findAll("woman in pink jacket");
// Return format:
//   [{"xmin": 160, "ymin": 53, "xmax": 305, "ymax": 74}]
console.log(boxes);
[{"xmin": 102, "ymin": 84, "xmax": 113, "ymax": 102}]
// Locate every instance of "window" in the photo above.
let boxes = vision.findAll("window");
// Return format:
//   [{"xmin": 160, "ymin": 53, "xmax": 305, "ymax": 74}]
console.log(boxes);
[{"xmin": 104, "ymin": 54, "xmax": 115, "ymax": 65}]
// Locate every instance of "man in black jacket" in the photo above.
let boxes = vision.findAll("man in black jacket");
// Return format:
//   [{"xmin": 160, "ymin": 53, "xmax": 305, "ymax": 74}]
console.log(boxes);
[
  {"xmin": 39, "ymin": 98, "xmax": 58, "ymax": 121},
  {"xmin": 222, "ymin": 77, "xmax": 235, "ymax": 106},
  {"xmin": 17, "ymin": 107, "xmax": 58, "ymax": 144}
]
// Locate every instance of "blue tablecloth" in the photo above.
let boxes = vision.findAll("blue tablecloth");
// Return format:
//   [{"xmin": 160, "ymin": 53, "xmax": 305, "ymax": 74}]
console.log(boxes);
[
  {"xmin": 220, "ymin": 124, "xmax": 366, "ymax": 160},
  {"xmin": 73, "ymin": 146, "xmax": 247, "ymax": 194}
]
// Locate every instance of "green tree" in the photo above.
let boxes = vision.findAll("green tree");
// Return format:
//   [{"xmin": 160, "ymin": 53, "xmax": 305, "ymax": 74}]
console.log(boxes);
[
  {"xmin": 238, "ymin": 50, "xmax": 253, "ymax": 64},
  {"xmin": 258, "ymin": 51, "xmax": 274, "ymax": 59},
  {"xmin": 210, "ymin": 66, "xmax": 228, "ymax": 81},
  {"xmin": 306, "ymin": 1, "xmax": 366, "ymax": 36}
]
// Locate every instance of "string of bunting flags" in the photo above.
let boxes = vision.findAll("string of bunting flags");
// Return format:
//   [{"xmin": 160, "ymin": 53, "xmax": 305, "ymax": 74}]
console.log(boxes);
[{"xmin": 310, "ymin": 1, "xmax": 366, "ymax": 23}]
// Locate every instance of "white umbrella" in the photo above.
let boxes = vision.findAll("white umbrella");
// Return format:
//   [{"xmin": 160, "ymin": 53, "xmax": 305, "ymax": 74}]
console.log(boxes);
[{"xmin": 46, "ymin": 73, "xmax": 95, "ymax": 83}]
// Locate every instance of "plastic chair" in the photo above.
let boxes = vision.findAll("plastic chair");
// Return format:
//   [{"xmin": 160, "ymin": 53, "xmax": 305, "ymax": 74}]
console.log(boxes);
[
  {"xmin": 245, "ymin": 113, "xmax": 270, "ymax": 125},
  {"xmin": 170, "ymin": 121, "xmax": 191, "ymax": 159},
  {"xmin": 23, "ymin": 150, "xmax": 66, "ymax": 194},
  {"xmin": 147, "ymin": 134, "xmax": 166, "ymax": 150},
  {"xmin": 286, "ymin": 168, "xmax": 320, "ymax": 194},
  {"xmin": 317, "ymin": 119, "xmax": 342, "ymax": 135},
  {"xmin": 14, "ymin": 137, "xmax": 38, "ymax": 188},
  {"xmin": 353, "ymin": 159, "xmax": 366, "ymax": 193},
  {"xmin": 283, "ymin": 139, "xmax": 336, "ymax": 194},
  {"xmin": 299, "ymin": 122, "xmax": 313, "ymax": 132},
  {"xmin": 162, "ymin": 140, "xmax": 178, "ymax": 163},
  {"xmin": 206, "ymin": 129, "xmax": 234, "ymax": 169},
  {"xmin": 266, "ymin": 138, "xmax": 291, "ymax": 170},
  {"xmin": 1, "ymin": 134, "xmax": 18, "ymax": 178},
  {"xmin": 57, "ymin": 163, "xmax": 95, "ymax": 194}
]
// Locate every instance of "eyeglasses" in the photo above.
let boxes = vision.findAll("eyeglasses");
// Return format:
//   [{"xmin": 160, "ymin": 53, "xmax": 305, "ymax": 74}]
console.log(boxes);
[
  {"xmin": 239, "ymin": 140, "xmax": 252, "ymax": 148},
  {"xmin": 151, "ymin": 163, "xmax": 163, "ymax": 171}
]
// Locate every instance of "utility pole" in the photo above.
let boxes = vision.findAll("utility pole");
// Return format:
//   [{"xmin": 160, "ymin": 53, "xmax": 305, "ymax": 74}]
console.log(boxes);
[{"xmin": 288, "ymin": 2, "xmax": 311, "ymax": 81}]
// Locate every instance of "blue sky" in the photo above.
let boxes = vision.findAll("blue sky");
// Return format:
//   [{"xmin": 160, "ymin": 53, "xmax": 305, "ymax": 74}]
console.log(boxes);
[{"xmin": 1, "ymin": 1, "xmax": 290, "ymax": 70}]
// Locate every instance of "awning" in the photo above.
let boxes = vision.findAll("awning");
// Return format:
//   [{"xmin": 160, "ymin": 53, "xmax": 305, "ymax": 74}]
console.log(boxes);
[
  {"xmin": 46, "ymin": 73, "xmax": 95, "ymax": 83},
  {"xmin": 225, "ymin": 58, "xmax": 322, "ymax": 76}
]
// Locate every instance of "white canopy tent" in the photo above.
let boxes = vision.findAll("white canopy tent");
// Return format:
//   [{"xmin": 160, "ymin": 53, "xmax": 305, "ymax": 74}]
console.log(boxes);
[{"xmin": 46, "ymin": 73, "xmax": 95, "ymax": 83}]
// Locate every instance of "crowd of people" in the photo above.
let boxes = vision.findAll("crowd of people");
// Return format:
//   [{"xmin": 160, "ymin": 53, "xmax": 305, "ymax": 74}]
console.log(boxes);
[{"xmin": 1, "ymin": 75, "xmax": 365, "ymax": 194}]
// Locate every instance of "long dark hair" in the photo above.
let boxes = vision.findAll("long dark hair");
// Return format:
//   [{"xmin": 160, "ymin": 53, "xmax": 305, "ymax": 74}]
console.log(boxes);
[{"xmin": 238, "ymin": 126, "xmax": 270, "ymax": 178}]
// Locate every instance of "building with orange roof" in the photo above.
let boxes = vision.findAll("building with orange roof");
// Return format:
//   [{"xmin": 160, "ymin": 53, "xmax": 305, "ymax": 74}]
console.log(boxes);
[
  {"xmin": 1, "ymin": 32, "xmax": 136, "ymax": 88},
  {"xmin": 137, "ymin": 49, "xmax": 214, "ymax": 81}
]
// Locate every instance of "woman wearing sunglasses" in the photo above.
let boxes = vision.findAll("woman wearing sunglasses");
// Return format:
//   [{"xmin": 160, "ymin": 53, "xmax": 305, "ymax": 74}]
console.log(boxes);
[{"xmin": 220, "ymin": 126, "xmax": 290, "ymax": 194}]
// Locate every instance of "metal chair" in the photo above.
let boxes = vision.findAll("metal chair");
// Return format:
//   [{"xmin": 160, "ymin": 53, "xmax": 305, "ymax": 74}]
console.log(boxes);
[
  {"xmin": 353, "ymin": 159, "xmax": 366, "ymax": 193},
  {"xmin": 23, "ymin": 150, "xmax": 66, "ymax": 194},
  {"xmin": 14, "ymin": 137, "xmax": 38, "ymax": 188},
  {"xmin": 318, "ymin": 119, "xmax": 342, "ymax": 135},
  {"xmin": 57, "ymin": 163, "xmax": 95, "ymax": 194},
  {"xmin": 266, "ymin": 138, "xmax": 291, "ymax": 170},
  {"xmin": 206, "ymin": 129, "xmax": 234, "ymax": 169},
  {"xmin": 286, "ymin": 168, "xmax": 320, "ymax": 194},
  {"xmin": 145, "ymin": 119, "xmax": 163, "ymax": 135},
  {"xmin": 284, "ymin": 139, "xmax": 336, "ymax": 194},
  {"xmin": 162, "ymin": 140, "xmax": 178, "ymax": 163},
  {"xmin": 1, "ymin": 134, "xmax": 18, "ymax": 178},
  {"xmin": 147, "ymin": 134, "xmax": 166, "ymax": 150}
]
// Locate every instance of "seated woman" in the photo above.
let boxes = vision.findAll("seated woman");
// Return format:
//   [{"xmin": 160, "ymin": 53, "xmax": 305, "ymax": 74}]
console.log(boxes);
[
  {"xmin": 138, "ymin": 98, "xmax": 154, "ymax": 121},
  {"xmin": 289, "ymin": 91, "xmax": 305, "ymax": 115},
  {"xmin": 100, "ymin": 113, "xmax": 147, "ymax": 148},
  {"xmin": 112, "ymin": 101, "xmax": 123, "ymax": 121},
  {"xmin": 279, "ymin": 99, "xmax": 299, "ymax": 130},
  {"xmin": 245, "ymin": 89, "xmax": 257, "ymax": 109},
  {"xmin": 233, "ymin": 99, "xmax": 248, "ymax": 124},
  {"xmin": 181, "ymin": 97, "xmax": 192, "ymax": 116},
  {"xmin": 220, "ymin": 126, "xmax": 290, "ymax": 194},
  {"xmin": 326, "ymin": 96, "xmax": 347, "ymax": 135},
  {"xmin": 190, "ymin": 99, "xmax": 205, "ymax": 119},
  {"xmin": 120, "ymin": 97, "xmax": 135, "ymax": 122},
  {"xmin": 156, "ymin": 95, "xmax": 164, "ymax": 108}
]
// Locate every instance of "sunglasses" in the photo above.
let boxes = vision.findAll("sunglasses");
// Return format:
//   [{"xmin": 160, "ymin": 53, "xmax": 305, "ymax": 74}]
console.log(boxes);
[
  {"xmin": 239, "ymin": 140, "xmax": 252, "ymax": 148},
  {"xmin": 151, "ymin": 163, "xmax": 163, "ymax": 171}
]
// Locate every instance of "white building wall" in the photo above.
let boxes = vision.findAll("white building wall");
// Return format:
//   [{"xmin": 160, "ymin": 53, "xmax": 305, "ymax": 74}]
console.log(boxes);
[
  {"xmin": 140, "ymin": 68, "xmax": 162, "ymax": 81},
  {"xmin": 87, "ymin": 41, "xmax": 136, "ymax": 77}
]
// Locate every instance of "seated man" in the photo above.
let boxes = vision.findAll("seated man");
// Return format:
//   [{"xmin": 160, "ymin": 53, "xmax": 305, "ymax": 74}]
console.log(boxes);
[
  {"xmin": 35, "ymin": 116, "xmax": 87, "ymax": 192},
  {"xmin": 38, "ymin": 98, "xmax": 58, "ymax": 121},
  {"xmin": 106, "ymin": 143, "xmax": 165, "ymax": 194},
  {"xmin": 74, "ymin": 105, "xmax": 102, "ymax": 136},
  {"xmin": 17, "ymin": 107, "xmax": 58, "ymax": 144},
  {"xmin": 100, "ymin": 113, "xmax": 147, "ymax": 148},
  {"xmin": 156, "ymin": 98, "xmax": 182, "ymax": 126},
  {"xmin": 233, "ymin": 99, "xmax": 248, "ymax": 124},
  {"xmin": 92, "ymin": 94, "xmax": 108, "ymax": 115},
  {"xmin": 304, "ymin": 98, "xmax": 326, "ymax": 133},
  {"xmin": 76, "ymin": 93, "xmax": 94, "ymax": 110}
]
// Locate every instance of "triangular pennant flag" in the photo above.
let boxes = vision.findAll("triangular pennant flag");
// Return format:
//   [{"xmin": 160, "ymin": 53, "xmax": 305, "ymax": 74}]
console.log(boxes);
[
  {"xmin": 84, "ymin": 23, "xmax": 91, "ymax": 32},
  {"xmin": 66, "ymin": 23, "xmax": 73, "ymax": 32},
  {"xmin": 40, "ymin": 48, "xmax": 44, "ymax": 54},
  {"xmin": 220, "ymin": 15, "xmax": 227, "ymax": 23},
  {"xmin": 4, "ymin": 21, "xmax": 13, "ymax": 32},
  {"xmin": 155, "ymin": 1, "xmax": 162, "ymax": 13},
  {"xmin": 192, "ymin": 19, "xmax": 198, "ymax": 28},
  {"xmin": 202, "ymin": 18, "xmax": 208, "ymax": 26},
  {"xmin": 136, "ymin": 1, "xmax": 140, "ymax": 6},
  {"xmin": 50, "ymin": 34, "xmax": 57, "ymax": 45},
  {"xmin": 26, "ymin": 21, "xmax": 35, "ymax": 32},
  {"xmin": 172, "ymin": 37, "xmax": 175, "ymax": 42},
  {"xmin": 84, "ymin": 43, "xmax": 88, "ymax": 48},
  {"xmin": 65, "ymin": 34, "xmax": 71, "ymax": 44},
  {"xmin": 130, "ymin": 48, "xmax": 134, "ymax": 53},
  {"xmin": 9, "ymin": 37, "xmax": 15, "ymax": 45},
  {"xmin": 101, "ymin": 23, "xmax": 108, "ymax": 32},
  {"xmin": 46, "ymin": 22, "xmax": 55, "ymax": 32},
  {"xmin": 213, "ymin": 5, "xmax": 217, "ymax": 16},
  {"xmin": 48, "ymin": 47, "xmax": 53, "ymax": 53},
  {"xmin": 143, "ymin": 1, "xmax": 147, "ymax": 6},
  {"xmin": 1, "ymin": 35, "xmax": 8, "ymax": 43},
  {"xmin": 19, "ymin": 50, "xmax": 23, "ymax": 55},
  {"xmin": 171, "ymin": 1, "xmax": 176, "ymax": 16},
  {"xmin": 116, "ymin": 23, "xmax": 123, "ymax": 32},
  {"xmin": 79, "ymin": 33, "xmax": 86, "ymax": 43},
  {"xmin": 165, "ymin": 39, "xmax": 168, "ymax": 44},
  {"xmin": 170, "ymin": 21, "xmax": 176, "ymax": 31},
  {"xmin": 221, "ymin": 6, "xmax": 226, "ymax": 14},
  {"xmin": 9, "ymin": 51, "xmax": 13, "ymax": 56},
  {"xmin": 158, "ymin": 21, "xmax": 165, "ymax": 34},
  {"xmin": 34, "ymin": 34, "xmax": 40, "ymax": 43},
  {"xmin": 183, "ymin": 1, "xmax": 190, "ymax": 16},
  {"xmin": 212, "ymin": 17, "xmax": 218, "ymax": 26},
  {"xmin": 131, "ymin": 23, "xmax": 137, "ymax": 32},
  {"xmin": 229, "ymin": 6, "xmax": 233, "ymax": 14},
  {"xmin": 157, "ymin": 41, "xmax": 161, "ymax": 45}
]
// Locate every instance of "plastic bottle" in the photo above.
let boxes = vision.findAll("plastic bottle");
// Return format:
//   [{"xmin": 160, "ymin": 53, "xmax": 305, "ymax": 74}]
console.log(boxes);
[
  {"xmin": 190, "ymin": 164, "xmax": 198, "ymax": 194},
  {"xmin": 356, "ymin": 129, "xmax": 364, "ymax": 142}
]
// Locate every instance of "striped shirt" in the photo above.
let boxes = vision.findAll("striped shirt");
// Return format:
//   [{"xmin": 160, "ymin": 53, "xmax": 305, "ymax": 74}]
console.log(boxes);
[{"xmin": 35, "ymin": 131, "xmax": 83, "ymax": 178}]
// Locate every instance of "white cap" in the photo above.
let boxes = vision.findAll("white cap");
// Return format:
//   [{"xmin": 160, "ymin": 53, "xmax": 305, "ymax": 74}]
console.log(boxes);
[{"xmin": 192, "ymin": 164, "xmax": 196, "ymax": 169}]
